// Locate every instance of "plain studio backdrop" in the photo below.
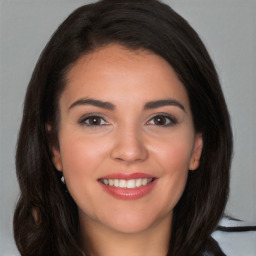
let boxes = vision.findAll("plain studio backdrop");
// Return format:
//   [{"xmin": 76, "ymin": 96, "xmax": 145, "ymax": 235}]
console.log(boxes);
[{"xmin": 0, "ymin": 0, "xmax": 255, "ymax": 255}]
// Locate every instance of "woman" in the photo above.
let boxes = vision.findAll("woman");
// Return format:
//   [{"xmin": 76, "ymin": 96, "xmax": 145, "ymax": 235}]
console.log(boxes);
[{"xmin": 13, "ymin": 0, "xmax": 233, "ymax": 255}]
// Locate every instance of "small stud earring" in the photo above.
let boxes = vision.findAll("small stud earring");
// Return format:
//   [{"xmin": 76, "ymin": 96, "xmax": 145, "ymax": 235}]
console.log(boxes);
[{"xmin": 61, "ymin": 175, "xmax": 65, "ymax": 184}]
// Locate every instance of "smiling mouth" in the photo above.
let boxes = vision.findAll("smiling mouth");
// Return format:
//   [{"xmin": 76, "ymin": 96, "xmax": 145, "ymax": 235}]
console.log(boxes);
[
  {"xmin": 98, "ymin": 173, "xmax": 158, "ymax": 200},
  {"xmin": 99, "ymin": 178, "xmax": 155, "ymax": 189}
]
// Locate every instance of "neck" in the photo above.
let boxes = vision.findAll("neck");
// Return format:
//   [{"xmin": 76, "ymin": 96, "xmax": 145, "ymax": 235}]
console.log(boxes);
[{"xmin": 79, "ymin": 214, "xmax": 172, "ymax": 256}]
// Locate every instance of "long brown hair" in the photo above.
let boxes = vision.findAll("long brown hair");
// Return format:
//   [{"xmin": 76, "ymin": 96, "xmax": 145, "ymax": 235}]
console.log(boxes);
[{"xmin": 14, "ymin": 1, "xmax": 233, "ymax": 255}]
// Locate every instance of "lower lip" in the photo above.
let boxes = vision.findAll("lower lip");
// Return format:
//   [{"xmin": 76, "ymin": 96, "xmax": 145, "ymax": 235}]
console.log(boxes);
[{"xmin": 99, "ymin": 179, "xmax": 157, "ymax": 200}]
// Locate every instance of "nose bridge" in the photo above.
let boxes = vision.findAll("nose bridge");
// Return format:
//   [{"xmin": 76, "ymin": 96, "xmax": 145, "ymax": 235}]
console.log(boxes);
[{"xmin": 110, "ymin": 122, "xmax": 148, "ymax": 163}]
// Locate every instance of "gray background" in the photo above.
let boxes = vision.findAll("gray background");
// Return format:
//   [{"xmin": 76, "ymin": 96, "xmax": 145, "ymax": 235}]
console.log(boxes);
[{"xmin": 0, "ymin": 0, "xmax": 255, "ymax": 255}]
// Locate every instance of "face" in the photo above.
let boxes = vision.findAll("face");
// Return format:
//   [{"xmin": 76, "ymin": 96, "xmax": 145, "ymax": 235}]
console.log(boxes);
[{"xmin": 52, "ymin": 44, "xmax": 203, "ymax": 235}]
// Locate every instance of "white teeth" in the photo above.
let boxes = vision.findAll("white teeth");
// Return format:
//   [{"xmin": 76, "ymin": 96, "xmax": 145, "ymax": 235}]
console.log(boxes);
[
  {"xmin": 135, "ymin": 179, "xmax": 142, "ymax": 187},
  {"xmin": 127, "ymin": 179, "xmax": 135, "ymax": 188},
  {"xmin": 114, "ymin": 179, "xmax": 119, "ymax": 187},
  {"xmin": 142, "ymin": 178, "xmax": 148, "ymax": 186},
  {"xmin": 119, "ymin": 179, "xmax": 126, "ymax": 188},
  {"xmin": 109, "ymin": 179, "xmax": 114, "ymax": 186},
  {"xmin": 101, "ymin": 178, "xmax": 154, "ymax": 189},
  {"xmin": 103, "ymin": 179, "xmax": 109, "ymax": 185}
]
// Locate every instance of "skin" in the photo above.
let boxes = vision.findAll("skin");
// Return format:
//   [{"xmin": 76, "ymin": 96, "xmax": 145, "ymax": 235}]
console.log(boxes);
[{"xmin": 51, "ymin": 44, "xmax": 203, "ymax": 256}]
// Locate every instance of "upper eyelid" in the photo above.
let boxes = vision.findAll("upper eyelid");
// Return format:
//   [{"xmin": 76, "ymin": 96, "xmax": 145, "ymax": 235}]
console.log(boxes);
[
  {"xmin": 147, "ymin": 112, "xmax": 177, "ymax": 120},
  {"xmin": 77, "ymin": 112, "xmax": 177, "ymax": 124},
  {"xmin": 79, "ymin": 112, "xmax": 108, "ymax": 119},
  {"xmin": 146, "ymin": 113, "xmax": 178, "ymax": 125},
  {"xmin": 78, "ymin": 113, "xmax": 109, "ymax": 123}
]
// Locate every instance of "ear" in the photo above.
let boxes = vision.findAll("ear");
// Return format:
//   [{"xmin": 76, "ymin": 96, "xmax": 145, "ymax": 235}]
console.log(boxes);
[
  {"xmin": 189, "ymin": 133, "xmax": 203, "ymax": 170},
  {"xmin": 51, "ymin": 146, "xmax": 63, "ymax": 171},
  {"xmin": 45, "ymin": 124, "xmax": 63, "ymax": 171}
]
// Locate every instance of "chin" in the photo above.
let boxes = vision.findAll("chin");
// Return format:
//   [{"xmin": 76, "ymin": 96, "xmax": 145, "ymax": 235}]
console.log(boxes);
[{"xmin": 102, "ymin": 210, "xmax": 171, "ymax": 235}]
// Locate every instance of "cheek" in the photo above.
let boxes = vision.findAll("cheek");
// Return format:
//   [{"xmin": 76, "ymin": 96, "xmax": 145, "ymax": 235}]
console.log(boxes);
[
  {"xmin": 58, "ymin": 133, "xmax": 109, "ymax": 185},
  {"xmin": 152, "ymin": 132, "xmax": 194, "ymax": 173},
  {"xmin": 58, "ymin": 133, "xmax": 112, "ymax": 215},
  {"xmin": 159, "ymin": 141, "xmax": 191, "ymax": 184},
  {"xmin": 151, "ymin": 134, "xmax": 194, "ymax": 206},
  {"xmin": 164, "ymin": 144, "xmax": 191, "ymax": 170}
]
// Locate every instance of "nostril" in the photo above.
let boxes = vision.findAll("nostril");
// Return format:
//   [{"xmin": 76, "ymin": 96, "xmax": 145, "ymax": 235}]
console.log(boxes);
[
  {"xmin": 115, "ymin": 157, "xmax": 125, "ymax": 161},
  {"xmin": 110, "ymin": 134, "xmax": 148, "ymax": 163}
]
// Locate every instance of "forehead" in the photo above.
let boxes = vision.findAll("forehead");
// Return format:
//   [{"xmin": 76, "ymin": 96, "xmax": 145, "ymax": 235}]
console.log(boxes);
[{"xmin": 62, "ymin": 44, "xmax": 190, "ymax": 110}]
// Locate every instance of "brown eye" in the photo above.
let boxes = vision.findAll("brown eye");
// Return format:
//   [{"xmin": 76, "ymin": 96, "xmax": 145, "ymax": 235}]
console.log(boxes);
[
  {"xmin": 88, "ymin": 117, "xmax": 102, "ymax": 125},
  {"xmin": 147, "ymin": 114, "xmax": 177, "ymax": 127},
  {"xmin": 153, "ymin": 116, "xmax": 168, "ymax": 125},
  {"xmin": 80, "ymin": 116, "xmax": 107, "ymax": 126}
]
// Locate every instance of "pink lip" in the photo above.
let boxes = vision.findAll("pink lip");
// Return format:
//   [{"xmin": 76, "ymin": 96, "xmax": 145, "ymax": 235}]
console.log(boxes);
[{"xmin": 98, "ymin": 173, "xmax": 158, "ymax": 200}]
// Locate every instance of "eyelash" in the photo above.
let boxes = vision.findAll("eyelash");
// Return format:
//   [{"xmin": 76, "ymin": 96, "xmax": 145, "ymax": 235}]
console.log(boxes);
[
  {"xmin": 147, "ymin": 114, "xmax": 178, "ymax": 127},
  {"xmin": 79, "ymin": 114, "xmax": 109, "ymax": 127},
  {"xmin": 79, "ymin": 113, "xmax": 177, "ymax": 128}
]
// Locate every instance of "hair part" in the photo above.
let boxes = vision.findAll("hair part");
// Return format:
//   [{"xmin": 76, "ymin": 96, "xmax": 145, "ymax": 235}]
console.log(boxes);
[{"xmin": 14, "ymin": 1, "xmax": 232, "ymax": 255}]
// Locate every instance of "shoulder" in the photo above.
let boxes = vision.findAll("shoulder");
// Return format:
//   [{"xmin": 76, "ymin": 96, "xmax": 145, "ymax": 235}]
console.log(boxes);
[{"xmin": 212, "ymin": 218, "xmax": 256, "ymax": 256}]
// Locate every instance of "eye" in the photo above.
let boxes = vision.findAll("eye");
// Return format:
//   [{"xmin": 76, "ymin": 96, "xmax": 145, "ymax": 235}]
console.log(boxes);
[
  {"xmin": 79, "ymin": 115, "xmax": 109, "ymax": 127},
  {"xmin": 147, "ymin": 114, "xmax": 177, "ymax": 127}
]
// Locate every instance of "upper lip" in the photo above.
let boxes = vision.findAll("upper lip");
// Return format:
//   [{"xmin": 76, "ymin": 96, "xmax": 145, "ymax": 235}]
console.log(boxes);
[{"xmin": 99, "ymin": 172, "xmax": 157, "ymax": 180}]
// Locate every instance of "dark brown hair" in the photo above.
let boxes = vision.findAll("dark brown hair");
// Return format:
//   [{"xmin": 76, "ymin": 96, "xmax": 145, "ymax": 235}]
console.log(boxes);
[{"xmin": 14, "ymin": 0, "xmax": 232, "ymax": 255}]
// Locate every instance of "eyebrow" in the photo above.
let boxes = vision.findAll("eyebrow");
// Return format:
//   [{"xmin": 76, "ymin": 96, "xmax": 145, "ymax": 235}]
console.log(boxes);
[
  {"xmin": 69, "ymin": 98, "xmax": 115, "ymax": 110},
  {"xmin": 144, "ymin": 99, "xmax": 186, "ymax": 112},
  {"xmin": 69, "ymin": 98, "xmax": 185, "ymax": 112}
]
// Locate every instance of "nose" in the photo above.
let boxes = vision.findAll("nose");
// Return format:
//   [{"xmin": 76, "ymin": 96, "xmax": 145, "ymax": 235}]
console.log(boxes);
[{"xmin": 110, "ymin": 127, "xmax": 148, "ymax": 163}]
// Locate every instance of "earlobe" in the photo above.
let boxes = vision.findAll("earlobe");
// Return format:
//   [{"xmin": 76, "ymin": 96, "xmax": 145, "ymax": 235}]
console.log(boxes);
[
  {"xmin": 45, "ymin": 124, "xmax": 63, "ymax": 171},
  {"xmin": 52, "ymin": 147, "xmax": 63, "ymax": 171},
  {"xmin": 189, "ymin": 133, "xmax": 203, "ymax": 170}
]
